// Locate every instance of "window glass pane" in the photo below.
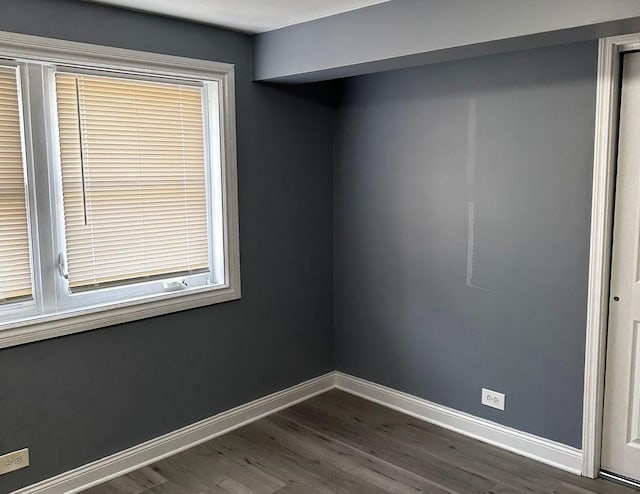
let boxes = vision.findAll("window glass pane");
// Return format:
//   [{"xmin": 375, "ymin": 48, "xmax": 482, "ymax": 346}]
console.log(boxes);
[
  {"xmin": 55, "ymin": 72, "xmax": 210, "ymax": 292},
  {"xmin": 0, "ymin": 66, "xmax": 32, "ymax": 304}
]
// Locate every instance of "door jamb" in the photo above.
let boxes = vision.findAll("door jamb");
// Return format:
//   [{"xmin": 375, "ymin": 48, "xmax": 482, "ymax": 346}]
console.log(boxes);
[{"xmin": 582, "ymin": 33, "xmax": 640, "ymax": 478}]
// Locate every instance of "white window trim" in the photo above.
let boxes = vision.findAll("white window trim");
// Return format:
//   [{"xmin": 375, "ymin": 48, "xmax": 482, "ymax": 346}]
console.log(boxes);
[{"xmin": 0, "ymin": 31, "xmax": 241, "ymax": 349}]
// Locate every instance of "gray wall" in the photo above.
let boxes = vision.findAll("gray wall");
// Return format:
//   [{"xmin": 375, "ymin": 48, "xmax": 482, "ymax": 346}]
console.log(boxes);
[
  {"xmin": 334, "ymin": 42, "xmax": 597, "ymax": 448},
  {"xmin": 0, "ymin": 1, "xmax": 335, "ymax": 492},
  {"xmin": 254, "ymin": 0, "xmax": 640, "ymax": 82}
]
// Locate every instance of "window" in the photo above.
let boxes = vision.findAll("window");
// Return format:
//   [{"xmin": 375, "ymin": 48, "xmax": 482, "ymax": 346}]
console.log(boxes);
[
  {"xmin": 0, "ymin": 32, "xmax": 240, "ymax": 349},
  {"xmin": 0, "ymin": 65, "xmax": 33, "ymax": 306},
  {"xmin": 56, "ymin": 73, "xmax": 211, "ymax": 294}
]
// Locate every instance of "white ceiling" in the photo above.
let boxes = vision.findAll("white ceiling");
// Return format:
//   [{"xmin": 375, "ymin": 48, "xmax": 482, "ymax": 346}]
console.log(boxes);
[{"xmin": 86, "ymin": 0, "xmax": 391, "ymax": 33}]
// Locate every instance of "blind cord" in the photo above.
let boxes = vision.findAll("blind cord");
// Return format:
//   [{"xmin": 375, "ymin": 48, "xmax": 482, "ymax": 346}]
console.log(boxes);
[{"xmin": 74, "ymin": 77, "xmax": 89, "ymax": 226}]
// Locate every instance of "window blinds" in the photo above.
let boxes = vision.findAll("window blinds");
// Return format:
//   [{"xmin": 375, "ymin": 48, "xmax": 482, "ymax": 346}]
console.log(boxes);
[
  {"xmin": 0, "ymin": 66, "xmax": 32, "ymax": 304},
  {"xmin": 55, "ymin": 72, "xmax": 210, "ymax": 292}
]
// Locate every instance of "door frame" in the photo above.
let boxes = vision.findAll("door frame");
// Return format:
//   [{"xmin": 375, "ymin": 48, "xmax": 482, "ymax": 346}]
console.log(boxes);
[{"xmin": 583, "ymin": 33, "xmax": 640, "ymax": 478}]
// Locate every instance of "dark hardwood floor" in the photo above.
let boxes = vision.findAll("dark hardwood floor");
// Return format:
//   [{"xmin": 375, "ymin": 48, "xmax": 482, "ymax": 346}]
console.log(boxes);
[{"xmin": 83, "ymin": 390, "xmax": 638, "ymax": 493}]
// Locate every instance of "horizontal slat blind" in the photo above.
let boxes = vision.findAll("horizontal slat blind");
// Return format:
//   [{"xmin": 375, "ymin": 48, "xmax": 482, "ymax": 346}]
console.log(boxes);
[
  {"xmin": 0, "ymin": 66, "xmax": 32, "ymax": 304},
  {"xmin": 55, "ymin": 72, "xmax": 209, "ymax": 292}
]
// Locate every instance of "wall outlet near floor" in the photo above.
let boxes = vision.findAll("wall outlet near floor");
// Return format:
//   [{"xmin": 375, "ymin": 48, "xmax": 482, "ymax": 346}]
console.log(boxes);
[
  {"xmin": 482, "ymin": 388, "xmax": 505, "ymax": 411},
  {"xmin": 0, "ymin": 448, "xmax": 29, "ymax": 476}
]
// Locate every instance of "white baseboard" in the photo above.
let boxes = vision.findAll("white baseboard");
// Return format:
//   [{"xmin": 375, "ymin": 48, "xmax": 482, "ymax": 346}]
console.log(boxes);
[
  {"xmin": 12, "ymin": 373, "xmax": 335, "ymax": 494},
  {"xmin": 335, "ymin": 372, "xmax": 583, "ymax": 475},
  {"xmin": 13, "ymin": 371, "xmax": 584, "ymax": 493}
]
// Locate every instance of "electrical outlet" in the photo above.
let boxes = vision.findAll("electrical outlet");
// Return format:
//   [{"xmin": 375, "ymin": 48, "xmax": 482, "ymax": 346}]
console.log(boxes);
[
  {"xmin": 0, "ymin": 448, "xmax": 29, "ymax": 476},
  {"xmin": 482, "ymin": 388, "xmax": 505, "ymax": 411}
]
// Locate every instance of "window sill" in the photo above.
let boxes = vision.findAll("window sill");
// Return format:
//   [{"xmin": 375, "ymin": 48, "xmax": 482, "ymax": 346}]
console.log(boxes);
[{"xmin": 0, "ymin": 284, "xmax": 241, "ymax": 349}]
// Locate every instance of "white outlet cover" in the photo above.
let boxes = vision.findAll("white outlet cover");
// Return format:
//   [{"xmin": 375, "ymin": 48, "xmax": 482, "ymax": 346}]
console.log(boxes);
[
  {"xmin": 482, "ymin": 388, "xmax": 505, "ymax": 411},
  {"xmin": 0, "ymin": 448, "xmax": 29, "ymax": 476}
]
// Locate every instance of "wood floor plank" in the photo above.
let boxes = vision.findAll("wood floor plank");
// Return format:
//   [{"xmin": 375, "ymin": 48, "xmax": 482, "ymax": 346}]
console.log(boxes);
[
  {"xmin": 83, "ymin": 391, "xmax": 639, "ymax": 494},
  {"xmin": 83, "ymin": 467, "xmax": 168, "ymax": 494},
  {"xmin": 195, "ymin": 432, "xmax": 346, "ymax": 494},
  {"xmin": 259, "ymin": 414, "xmax": 455, "ymax": 494},
  {"xmin": 282, "ymin": 391, "xmax": 630, "ymax": 494},
  {"xmin": 218, "ymin": 421, "xmax": 396, "ymax": 494},
  {"xmin": 279, "ymin": 397, "xmax": 525, "ymax": 493},
  {"xmin": 157, "ymin": 445, "xmax": 284, "ymax": 494},
  {"xmin": 140, "ymin": 482, "xmax": 205, "ymax": 494}
]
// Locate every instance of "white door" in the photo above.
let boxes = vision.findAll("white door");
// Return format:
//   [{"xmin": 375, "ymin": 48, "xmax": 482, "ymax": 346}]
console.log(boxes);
[{"xmin": 602, "ymin": 51, "xmax": 640, "ymax": 482}]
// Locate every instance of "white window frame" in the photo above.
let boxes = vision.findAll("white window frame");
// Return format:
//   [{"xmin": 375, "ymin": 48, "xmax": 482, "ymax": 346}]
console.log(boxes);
[
  {"xmin": 0, "ymin": 31, "xmax": 241, "ymax": 349},
  {"xmin": 48, "ymin": 70, "xmax": 222, "ymax": 308}
]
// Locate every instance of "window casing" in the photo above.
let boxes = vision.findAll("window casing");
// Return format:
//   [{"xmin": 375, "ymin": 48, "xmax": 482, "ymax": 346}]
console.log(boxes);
[{"xmin": 0, "ymin": 32, "xmax": 240, "ymax": 349}]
